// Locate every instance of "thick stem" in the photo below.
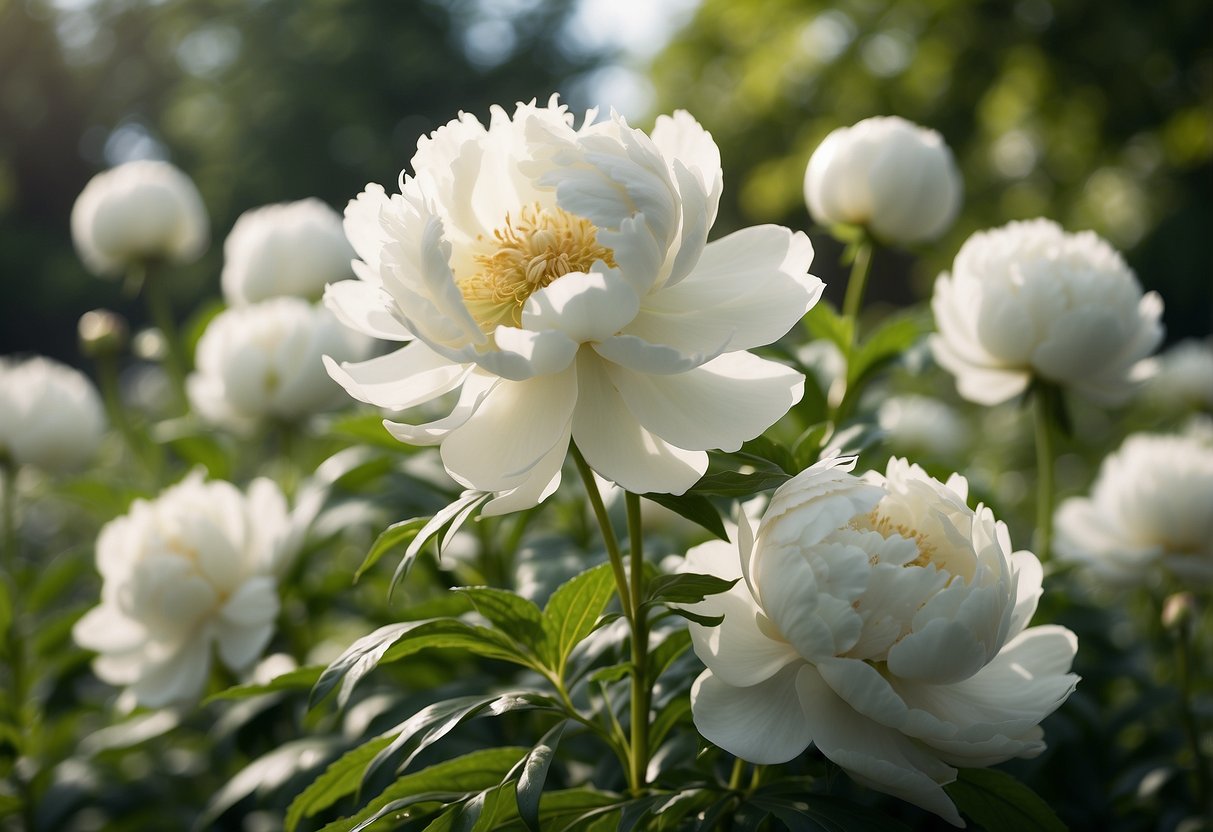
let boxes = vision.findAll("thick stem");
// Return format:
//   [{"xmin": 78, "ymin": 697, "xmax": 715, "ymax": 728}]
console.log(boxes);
[
  {"xmin": 840, "ymin": 238, "xmax": 874, "ymax": 332},
  {"xmin": 138, "ymin": 261, "xmax": 188, "ymax": 407},
  {"xmin": 570, "ymin": 445, "xmax": 631, "ymax": 627},
  {"xmin": 625, "ymin": 492, "xmax": 650, "ymax": 795},
  {"xmin": 1032, "ymin": 384, "xmax": 1058, "ymax": 561}
]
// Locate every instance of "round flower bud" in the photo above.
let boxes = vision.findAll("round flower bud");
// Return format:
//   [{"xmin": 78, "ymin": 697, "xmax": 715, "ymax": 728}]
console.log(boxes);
[
  {"xmin": 221, "ymin": 198, "xmax": 355, "ymax": 306},
  {"xmin": 187, "ymin": 298, "xmax": 373, "ymax": 431},
  {"xmin": 1056, "ymin": 432, "xmax": 1213, "ymax": 585},
  {"xmin": 73, "ymin": 473, "xmax": 303, "ymax": 707},
  {"xmin": 71, "ymin": 160, "xmax": 209, "ymax": 277},
  {"xmin": 0, "ymin": 356, "xmax": 106, "ymax": 472},
  {"xmin": 931, "ymin": 218, "xmax": 1164, "ymax": 406},
  {"xmin": 78, "ymin": 309, "xmax": 129, "ymax": 359},
  {"xmin": 804, "ymin": 116, "xmax": 962, "ymax": 245},
  {"xmin": 683, "ymin": 456, "xmax": 1078, "ymax": 826}
]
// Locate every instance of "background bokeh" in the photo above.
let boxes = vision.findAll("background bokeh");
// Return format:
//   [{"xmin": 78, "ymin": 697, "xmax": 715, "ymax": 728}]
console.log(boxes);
[{"xmin": 2, "ymin": 0, "xmax": 1211, "ymax": 361}]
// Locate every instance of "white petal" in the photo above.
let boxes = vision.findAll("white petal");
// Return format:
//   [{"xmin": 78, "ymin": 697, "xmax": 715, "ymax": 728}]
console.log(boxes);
[
  {"xmin": 522, "ymin": 269, "xmax": 640, "ymax": 344},
  {"xmin": 324, "ymin": 341, "xmax": 468, "ymax": 411},
  {"xmin": 650, "ymin": 110, "xmax": 722, "ymax": 231},
  {"xmin": 593, "ymin": 333, "xmax": 727, "ymax": 375},
  {"xmin": 930, "ymin": 335, "xmax": 1030, "ymax": 406},
  {"xmin": 796, "ymin": 666, "xmax": 964, "ymax": 827},
  {"xmin": 383, "ymin": 372, "xmax": 496, "ymax": 446},
  {"xmin": 607, "ymin": 352, "xmax": 803, "ymax": 452},
  {"xmin": 474, "ymin": 327, "xmax": 579, "ymax": 381},
  {"xmin": 344, "ymin": 184, "xmax": 391, "ymax": 275},
  {"xmin": 479, "ymin": 424, "xmax": 570, "ymax": 517},
  {"xmin": 130, "ymin": 632, "xmax": 214, "ymax": 708},
  {"xmin": 441, "ymin": 366, "xmax": 577, "ymax": 491},
  {"xmin": 691, "ymin": 665, "xmax": 814, "ymax": 764},
  {"xmin": 73, "ymin": 605, "xmax": 145, "ymax": 653},
  {"xmin": 324, "ymin": 279, "xmax": 413, "ymax": 341},
  {"xmin": 571, "ymin": 351, "xmax": 706, "ymax": 494}
]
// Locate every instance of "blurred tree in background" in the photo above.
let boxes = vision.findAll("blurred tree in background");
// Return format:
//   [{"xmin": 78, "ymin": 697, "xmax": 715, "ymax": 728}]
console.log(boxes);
[
  {"xmin": 0, "ymin": 0, "xmax": 604, "ymax": 363},
  {"xmin": 650, "ymin": 0, "xmax": 1213, "ymax": 338}
]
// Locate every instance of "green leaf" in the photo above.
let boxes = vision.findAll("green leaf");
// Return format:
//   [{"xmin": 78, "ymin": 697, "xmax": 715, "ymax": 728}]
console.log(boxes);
[
  {"xmin": 312, "ymin": 618, "xmax": 534, "ymax": 709},
  {"xmin": 317, "ymin": 747, "xmax": 526, "ymax": 832},
  {"xmin": 689, "ymin": 470, "xmax": 790, "ymax": 497},
  {"xmin": 666, "ymin": 607, "xmax": 724, "ymax": 628},
  {"xmin": 204, "ymin": 665, "xmax": 323, "ymax": 704},
  {"xmin": 326, "ymin": 411, "xmax": 419, "ymax": 453},
  {"xmin": 728, "ymin": 435, "xmax": 797, "ymax": 474},
  {"xmin": 356, "ymin": 518, "xmax": 427, "ymax": 582},
  {"xmin": 390, "ymin": 491, "xmax": 491, "ymax": 596},
  {"xmin": 802, "ymin": 301, "xmax": 853, "ymax": 354},
  {"xmin": 512, "ymin": 721, "xmax": 566, "ymax": 832},
  {"xmin": 644, "ymin": 572, "xmax": 738, "ymax": 606},
  {"xmin": 79, "ymin": 710, "xmax": 180, "ymax": 756},
  {"xmin": 286, "ymin": 736, "xmax": 393, "ymax": 831},
  {"xmin": 749, "ymin": 795, "xmax": 912, "ymax": 832},
  {"xmin": 540, "ymin": 562, "xmax": 617, "ymax": 676},
  {"xmin": 162, "ymin": 431, "xmax": 232, "ymax": 479},
  {"xmin": 363, "ymin": 692, "xmax": 557, "ymax": 801},
  {"xmin": 847, "ymin": 309, "xmax": 928, "ymax": 387},
  {"xmin": 649, "ymin": 697, "xmax": 691, "ymax": 750},
  {"xmin": 649, "ymin": 629, "xmax": 692, "ymax": 680},
  {"xmin": 455, "ymin": 587, "xmax": 545, "ymax": 656},
  {"xmin": 944, "ymin": 767, "xmax": 1068, "ymax": 832},
  {"xmin": 640, "ymin": 492, "xmax": 728, "ymax": 541},
  {"xmin": 197, "ymin": 737, "xmax": 339, "ymax": 830},
  {"xmin": 793, "ymin": 422, "xmax": 833, "ymax": 469}
]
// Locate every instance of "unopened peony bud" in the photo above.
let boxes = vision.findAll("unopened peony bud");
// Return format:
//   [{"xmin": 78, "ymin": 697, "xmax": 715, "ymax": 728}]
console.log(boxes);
[
  {"xmin": 804, "ymin": 116, "xmax": 962, "ymax": 245},
  {"xmin": 78, "ymin": 309, "xmax": 129, "ymax": 358},
  {"xmin": 931, "ymin": 219, "xmax": 1164, "ymax": 406},
  {"xmin": 132, "ymin": 328, "xmax": 168, "ymax": 362},
  {"xmin": 0, "ymin": 356, "xmax": 106, "ymax": 472},
  {"xmin": 71, "ymin": 160, "xmax": 209, "ymax": 277},
  {"xmin": 221, "ymin": 198, "xmax": 355, "ymax": 306},
  {"xmin": 1162, "ymin": 592, "xmax": 1197, "ymax": 634}
]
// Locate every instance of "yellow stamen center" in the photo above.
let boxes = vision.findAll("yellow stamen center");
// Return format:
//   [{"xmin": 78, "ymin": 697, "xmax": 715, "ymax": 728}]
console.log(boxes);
[
  {"xmin": 458, "ymin": 203, "xmax": 616, "ymax": 332},
  {"xmin": 852, "ymin": 509, "xmax": 938, "ymax": 569}
]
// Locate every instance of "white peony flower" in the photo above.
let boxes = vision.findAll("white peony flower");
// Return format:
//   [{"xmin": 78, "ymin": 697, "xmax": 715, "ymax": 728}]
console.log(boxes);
[
  {"xmin": 324, "ymin": 97, "xmax": 822, "ymax": 515},
  {"xmin": 1056, "ymin": 433, "xmax": 1213, "ymax": 585},
  {"xmin": 0, "ymin": 356, "xmax": 106, "ymax": 472},
  {"xmin": 188, "ymin": 298, "xmax": 373, "ymax": 431},
  {"xmin": 804, "ymin": 116, "xmax": 962, "ymax": 245},
  {"xmin": 877, "ymin": 394, "xmax": 971, "ymax": 459},
  {"xmin": 1141, "ymin": 339, "xmax": 1213, "ymax": 412},
  {"xmin": 221, "ymin": 198, "xmax": 355, "ymax": 306},
  {"xmin": 931, "ymin": 218, "xmax": 1164, "ymax": 406},
  {"xmin": 685, "ymin": 456, "xmax": 1078, "ymax": 826},
  {"xmin": 73, "ymin": 473, "xmax": 302, "ymax": 707},
  {"xmin": 71, "ymin": 160, "xmax": 209, "ymax": 277}
]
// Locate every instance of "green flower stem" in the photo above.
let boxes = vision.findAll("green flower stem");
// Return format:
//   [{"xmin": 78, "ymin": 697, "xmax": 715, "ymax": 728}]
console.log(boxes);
[
  {"xmin": 0, "ymin": 460, "xmax": 34, "ymax": 830},
  {"xmin": 136, "ymin": 261, "xmax": 188, "ymax": 408},
  {"xmin": 571, "ymin": 445, "xmax": 633, "ymax": 624},
  {"xmin": 1032, "ymin": 384, "xmax": 1058, "ymax": 561},
  {"xmin": 1175, "ymin": 605, "xmax": 1213, "ymax": 819},
  {"xmin": 625, "ymin": 491, "xmax": 651, "ymax": 796},
  {"xmin": 727, "ymin": 757, "xmax": 746, "ymax": 791},
  {"xmin": 840, "ymin": 237, "xmax": 874, "ymax": 335}
]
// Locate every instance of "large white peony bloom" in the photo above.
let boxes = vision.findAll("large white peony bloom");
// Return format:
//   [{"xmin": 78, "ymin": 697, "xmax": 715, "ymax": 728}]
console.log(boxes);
[
  {"xmin": 188, "ymin": 298, "xmax": 372, "ymax": 431},
  {"xmin": 1056, "ymin": 433, "xmax": 1213, "ymax": 585},
  {"xmin": 685, "ymin": 457, "xmax": 1078, "ymax": 826},
  {"xmin": 931, "ymin": 218, "xmax": 1163, "ymax": 406},
  {"xmin": 73, "ymin": 474, "xmax": 303, "ymax": 707},
  {"xmin": 0, "ymin": 356, "xmax": 106, "ymax": 472},
  {"xmin": 221, "ymin": 198, "xmax": 355, "ymax": 306},
  {"xmin": 324, "ymin": 97, "xmax": 822, "ymax": 515},
  {"xmin": 804, "ymin": 116, "xmax": 962, "ymax": 245},
  {"xmin": 71, "ymin": 160, "xmax": 209, "ymax": 277}
]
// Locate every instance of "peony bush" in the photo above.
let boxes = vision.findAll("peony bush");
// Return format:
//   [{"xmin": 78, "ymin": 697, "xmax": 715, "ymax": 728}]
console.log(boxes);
[{"xmin": 0, "ymin": 100, "xmax": 1208, "ymax": 832}]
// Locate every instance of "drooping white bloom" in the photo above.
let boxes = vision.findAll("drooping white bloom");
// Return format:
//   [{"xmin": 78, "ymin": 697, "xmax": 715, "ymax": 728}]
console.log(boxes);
[
  {"xmin": 804, "ymin": 116, "xmax": 962, "ymax": 245},
  {"xmin": 0, "ymin": 356, "xmax": 106, "ymax": 472},
  {"xmin": 71, "ymin": 160, "xmax": 209, "ymax": 276},
  {"xmin": 221, "ymin": 198, "xmax": 355, "ymax": 306},
  {"xmin": 877, "ymin": 394, "xmax": 971, "ymax": 459},
  {"xmin": 1056, "ymin": 433, "xmax": 1213, "ymax": 585},
  {"xmin": 1141, "ymin": 340, "xmax": 1213, "ymax": 412},
  {"xmin": 931, "ymin": 219, "xmax": 1164, "ymax": 406},
  {"xmin": 188, "ymin": 298, "xmax": 373, "ymax": 431},
  {"xmin": 73, "ymin": 474, "xmax": 303, "ymax": 707},
  {"xmin": 685, "ymin": 457, "xmax": 1078, "ymax": 826},
  {"xmin": 325, "ymin": 98, "xmax": 822, "ymax": 515}
]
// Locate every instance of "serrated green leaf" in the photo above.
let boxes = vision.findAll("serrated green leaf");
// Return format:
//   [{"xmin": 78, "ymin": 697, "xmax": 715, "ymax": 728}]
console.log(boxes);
[
  {"xmin": 319, "ymin": 747, "xmax": 526, "ymax": 832},
  {"xmin": 513, "ymin": 721, "xmax": 566, "ymax": 832},
  {"xmin": 455, "ymin": 587, "xmax": 544, "ymax": 656},
  {"xmin": 205, "ymin": 665, "xmax": 323, "ymax": 704},
  {"xmin": 356, "ymin": 518, "xmax": 427, "ymax": 582},
  {"xmin": 945, "ymin": 767, "xmax": 1067, "ymax": 832},
  {"xmin": 689, "ymin": 470, "xmax": 791, "ymax": 497},
  {"xmin": 540, "ymin": 562, "xmax": 616, "ymax": 676},
  {"xmin": 640, "ymin": 492, "xmax": 728, "ymax": 541},
  {"xmin": 644, "ymin": 572, "xmax": 738, "ymax": 606}
]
